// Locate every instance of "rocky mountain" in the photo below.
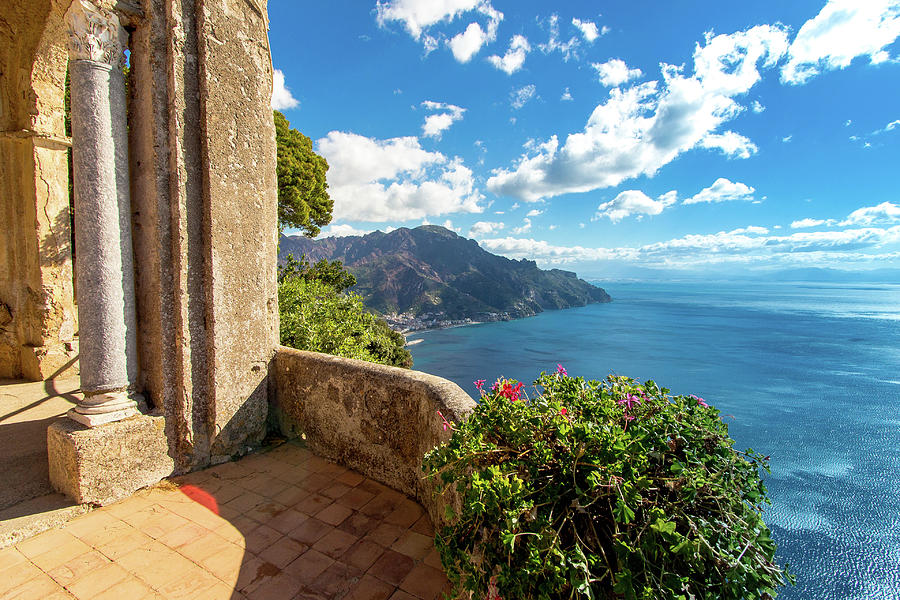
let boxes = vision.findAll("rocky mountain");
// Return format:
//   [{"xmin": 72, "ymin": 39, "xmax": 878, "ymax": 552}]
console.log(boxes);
[{"xmin": 279, "ymin": 225, "xmax": 611, "ymax": 330}]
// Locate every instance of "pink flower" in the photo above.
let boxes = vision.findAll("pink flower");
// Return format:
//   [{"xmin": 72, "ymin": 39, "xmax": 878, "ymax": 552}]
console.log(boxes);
[
  {"xmin": 437, "ymin": 410, "xmax": 454, "ymax": 432},
  {"xmin": 618, "ymin": 394, "xmax": 642, "ymax": 410},
  {"xmin": 474, "ymin": 379, "xmax": 486, "ymax": 391},
  {"xmin": 556, "ymin": 364, "xmax": 568, "ymax": 377},
  {"xmin": 691, "ymin": 394, "xmax": 710, "ymax": 408}
]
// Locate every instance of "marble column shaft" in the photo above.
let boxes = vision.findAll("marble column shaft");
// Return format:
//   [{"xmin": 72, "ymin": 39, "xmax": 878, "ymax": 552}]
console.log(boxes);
[{"xmin": 67, "ymin": 1, "xmax": 140, "ymax": 426}]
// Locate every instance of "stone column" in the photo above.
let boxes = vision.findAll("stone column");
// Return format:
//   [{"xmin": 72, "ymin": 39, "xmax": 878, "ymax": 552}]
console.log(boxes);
[{"xmin": 65, "ymin": 0, "xmax": 141, "ymax": 426}]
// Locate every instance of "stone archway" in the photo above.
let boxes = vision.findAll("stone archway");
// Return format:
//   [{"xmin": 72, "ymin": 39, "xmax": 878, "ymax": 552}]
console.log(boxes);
[
  {"xmin": 4, "ymin": 0, "xmax": 280, "ymax": 505},
  {"xmin": 0, "ymin": 0, "xmax": 79, "ymax": 382}
]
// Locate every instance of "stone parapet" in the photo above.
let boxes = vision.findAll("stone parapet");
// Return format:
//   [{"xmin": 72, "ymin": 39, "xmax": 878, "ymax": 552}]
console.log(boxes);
[
  {"xmin": 47, "ymin": 413, "xmax": 175, "ymax": 505},
  {"xmin": 273, "ymin": 347, "xmax": 476, "ymax": 529}
]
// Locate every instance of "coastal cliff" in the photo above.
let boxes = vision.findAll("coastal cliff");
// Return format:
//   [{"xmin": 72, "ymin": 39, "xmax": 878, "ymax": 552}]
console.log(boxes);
[{"xmin": 279, "ymin": 225, "xmax": 611, "ymax": 330}]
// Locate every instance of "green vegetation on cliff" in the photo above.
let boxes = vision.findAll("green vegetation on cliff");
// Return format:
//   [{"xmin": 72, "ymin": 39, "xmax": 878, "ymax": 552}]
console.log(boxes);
[{"xmin": 278, "ymin": 255, "xmax": 412, "ymax": 368}]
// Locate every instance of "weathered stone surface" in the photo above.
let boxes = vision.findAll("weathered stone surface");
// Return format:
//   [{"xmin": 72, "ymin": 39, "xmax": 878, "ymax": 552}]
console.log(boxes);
[
  {"xmin": 6, "ymin": 0, "xmax": 278, "ymax": 498},
  {"xmin": 273, "ymin": 347, "xmax": 476, "ymax": 529},
  {"xmin": 47, "ymin": 413, "xmax": 175, "ymax": 505},
  {"xmin": 0, "ymin": 0, "xmax": 79, "ymax": 381},
  {"xmin": 128, "ymin": 0, "xmax": 277, "ymax": 470},
  {"xmin": 198, "ymin": 0, "xmax": 278, "ymax": 465}
]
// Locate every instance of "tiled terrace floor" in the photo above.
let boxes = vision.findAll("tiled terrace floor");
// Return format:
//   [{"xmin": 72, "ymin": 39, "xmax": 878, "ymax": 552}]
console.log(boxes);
[{"xmin": 0, "ymin": 440, "xmax": 451, "ymax": 600}]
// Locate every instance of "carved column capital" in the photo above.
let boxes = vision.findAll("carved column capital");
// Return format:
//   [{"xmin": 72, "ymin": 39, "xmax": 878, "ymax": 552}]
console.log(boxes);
[{"xmin": 66, "ymin": 0, "xmax": 126, "ymax": 67}]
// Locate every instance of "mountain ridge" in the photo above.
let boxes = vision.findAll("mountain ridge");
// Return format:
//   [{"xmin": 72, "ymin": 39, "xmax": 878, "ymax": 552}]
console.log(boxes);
[{"xmin": 279, "ymin": 225, "xmax": 611, "ymax": 330}]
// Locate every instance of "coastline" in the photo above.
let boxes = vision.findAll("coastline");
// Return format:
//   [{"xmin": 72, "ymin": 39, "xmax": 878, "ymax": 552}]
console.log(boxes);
[{"xmin": 397, "ymin": 299, "xmax": 614, "ymax": 340}]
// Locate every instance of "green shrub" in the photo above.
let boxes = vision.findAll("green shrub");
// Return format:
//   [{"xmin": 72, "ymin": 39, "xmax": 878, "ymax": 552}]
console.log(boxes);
[
  {"xmin": 424, "ymin": 368, "xmax": 791, "ymax": 600},
  {"xmin": 278, "ymin": 276, "xmax": 412, "ymax": 368}
]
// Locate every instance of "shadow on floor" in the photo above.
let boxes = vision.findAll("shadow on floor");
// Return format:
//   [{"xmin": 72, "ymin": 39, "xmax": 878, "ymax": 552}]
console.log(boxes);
[
  {"xmin": 0, "ymin": 375, "xmax": 81, "ymax": 512},
  {"xmin": 0, "ymin": 439, "xmax": 451, "ymax": 599}
]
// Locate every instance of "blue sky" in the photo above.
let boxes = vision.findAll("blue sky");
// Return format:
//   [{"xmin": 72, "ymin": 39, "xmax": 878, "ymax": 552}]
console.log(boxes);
[{"xmin": 268, "ymin": 1, "xmax": 900, "ymax": 276}]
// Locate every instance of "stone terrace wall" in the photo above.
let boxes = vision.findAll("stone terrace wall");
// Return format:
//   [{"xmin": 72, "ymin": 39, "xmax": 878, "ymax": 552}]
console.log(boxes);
[{"xmin": 273, "ymin": 347, "xmax": 476, "ymax": 528}]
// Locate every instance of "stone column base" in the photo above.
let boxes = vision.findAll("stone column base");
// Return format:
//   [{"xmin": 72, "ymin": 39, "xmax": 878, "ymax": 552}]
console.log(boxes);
[
  {"xmin": 48, "ymin": 414, "xmax": 175, "ymax": 505},
  {"xmin": 67, "ymin": 390, "xmax": 143, "ymax": 427}
]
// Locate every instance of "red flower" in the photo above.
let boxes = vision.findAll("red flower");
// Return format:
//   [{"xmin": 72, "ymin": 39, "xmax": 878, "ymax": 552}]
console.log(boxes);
[{"xmin": 497, "ymin": 380, "xmax": 524, "ymax": 402}]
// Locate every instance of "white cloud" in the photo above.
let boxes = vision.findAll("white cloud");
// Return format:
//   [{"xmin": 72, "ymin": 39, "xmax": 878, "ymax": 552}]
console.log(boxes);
[
  {"xmin": 480, "ymin": 237, "xmax": 618, "ymax": 263},
  {"xmin": 685, "ymin": 178, "xmax": 755, "ymax": 205},
  {"xmin": 480, "ymin": 224, "xmax": 900, "ymax": 268},
  {"xmin": 781, "ymin": 0, "xmax": 900, "ymax": 84},
  {"xmin": 488, "ymin": 26, "xmax": 789, "ymax": 202},
  {"xmin": 592, "ymin": 58, "xmax": 643, "ymax": 87},
  {"xmin": 560, "ymin": 87, "xmax": 573, "ymax": 101},
  {"xmin": 730, "ymin": 225, "xmax": 769, "ymax": 235},
  {"xmin": 376, "ymin": 0, "xmax": 503, "ymax": 61},
  {"xmin": 511, "ymin": 84, "xmax": 537, "ymax": 109},
  {"xmin": 271, "ymin": 69, "xmax": 299, "ymax": 110},
  {"xmin": 512, "ymin": 218, "xmax": 532, "ymax": 234},
  {"xmin": 447, "ymin": 3, "xmax": 503, "ymax": 62},
  {"xmin": 841, "ymin": 202, "xmax": 900, "ymax": 226},
  {"xmin": 751, "ymin": 100, "xmax": 766, "ymax": 113},
  {"xmin": 488, "ymin": 35, "xmax": 531, "ymax": 74},
  {"xmin": 319, "ymin": 224, "xmax": 373, "ymax": 238},
  {"xmin": 595, "ymin": 190, "xmax": 677, "ymax": 222},
  {"xmin": 469, "ymin": 221, "xmax": 505, "ymax": 236},
  {"xmin": 442, "ymin": 219, "xmax": 461, "ymax": 233},
  {"xmin": 874, "ymin": 119, "xmax": 900, "ymax": 134},
  {"xmin": 782, "ymin": 135, "xmax": 793, "ymax": 143},
  {"xmin": 539, "ymin": 14, "xmax": 581, "ymax": 61},
  {"xmin": 317, "ymin": 131, "xmax": 483, "ymax": 222},
  {"xmin": 791, "ymin": 218, "xmax": 826, "ymax": 229},
  {"xmin": 699, "ymin": 131, "xmax": 758, "ymax": 159},
  {"xmin": 572, "ymin": 18, "xmax": 601, "ymax": 42},
  {"xmin": 376, "ymin": 0, "xmax": 481, "ymax": 38},
  {"xmin": 449, "ymin": 22, "xmax": 490, "ymax": 62},
  {"xmin": 421, "ymin": 101, "xmax": 466, "ymax": 138},
  {"xmin": 526, "ymin": 208, "xmax": 544, "ymax": 217}
]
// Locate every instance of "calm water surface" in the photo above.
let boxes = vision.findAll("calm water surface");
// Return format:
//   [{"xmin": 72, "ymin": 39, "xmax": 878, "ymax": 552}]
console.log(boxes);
[{"xmin": 409, "ymin": 281, "xmax": 900, "ymax": 600}]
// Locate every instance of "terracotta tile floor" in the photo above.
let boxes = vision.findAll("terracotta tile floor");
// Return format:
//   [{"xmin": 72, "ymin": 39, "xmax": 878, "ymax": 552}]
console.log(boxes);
[{"xmin": 0, "ymin": 440, "xmax": 451, "ymax": 600}]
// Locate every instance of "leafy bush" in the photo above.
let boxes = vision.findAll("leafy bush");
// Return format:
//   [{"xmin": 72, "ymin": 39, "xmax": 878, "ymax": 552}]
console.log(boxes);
[
  {"xmin": 278, "ymin": 258, "xmax": 412, "ymax": 368},
  {"xmin": 424, "ymin": 369, "xmax": 791, "ymax": 600},
  {"xmin": 279, "ymin": 253, "xmax": 357, "ymax": 292}
]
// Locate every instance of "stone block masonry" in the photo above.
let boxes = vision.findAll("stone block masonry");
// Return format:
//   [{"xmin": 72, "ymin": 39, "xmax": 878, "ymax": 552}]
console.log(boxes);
[
  {"xmin": 273, "ymin": 347, "xmax": 477, "ymax": 530},
  {"xmin": 48, "ymin": 414, "xmax": 174, "ymax": 505}
]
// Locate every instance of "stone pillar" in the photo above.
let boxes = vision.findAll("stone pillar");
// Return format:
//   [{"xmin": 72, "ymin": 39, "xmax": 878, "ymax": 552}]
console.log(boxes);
[{"xmin": 65, "ymin": 0, "xmax": 141, "ymax": 426}]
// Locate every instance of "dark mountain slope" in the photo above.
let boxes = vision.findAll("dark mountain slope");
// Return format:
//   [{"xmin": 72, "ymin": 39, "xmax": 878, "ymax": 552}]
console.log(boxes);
[{"xmin": 279, "ymin": 225, "xmax": 611, "ymax": 327}]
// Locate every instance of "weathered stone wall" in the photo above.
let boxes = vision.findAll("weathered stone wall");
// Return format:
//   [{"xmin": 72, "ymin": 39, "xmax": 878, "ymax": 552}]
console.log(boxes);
[
  {"xmin": 5, "ymin": 0, "xmax": 279, "ymax": 502},
  {"xmin": 273, "ymin": 347, "xmax": 477, "ymax": 528},
  {"xmin": 0, "ymin": 0, "xmax": 79, "ymax": 380},
  {"xmin": 127, "ymin": 0, "xmax": 278, "ymax": 470}
]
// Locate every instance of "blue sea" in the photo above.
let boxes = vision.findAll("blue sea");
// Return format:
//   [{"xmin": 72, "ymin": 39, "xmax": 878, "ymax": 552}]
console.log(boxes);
[{"xmin": 408, "ymin": 281, "xmax": 900, "ymax": 600}]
